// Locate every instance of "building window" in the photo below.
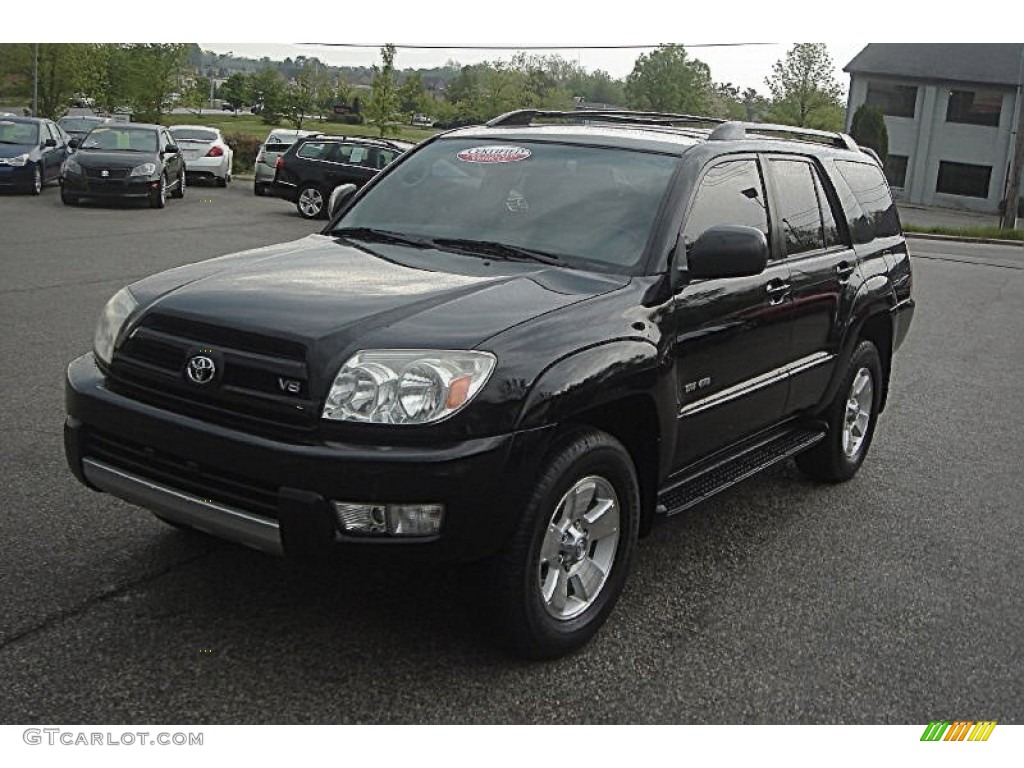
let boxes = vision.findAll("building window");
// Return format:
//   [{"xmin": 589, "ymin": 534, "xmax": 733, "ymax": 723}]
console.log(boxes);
[
  {"xmin": 865, "ymin": 82, "xmax": 917, "ymax": 119},
  {"xmin": 936, "ymin": 161, "xmax": 992, "ymax": 198},
  {"xmin": 884, "ymin": 155, "xmax": 909, "ymax": 189},
  {"xmin": 946, "ymin": 90, "xmax": 1003, "ymax": 127}
]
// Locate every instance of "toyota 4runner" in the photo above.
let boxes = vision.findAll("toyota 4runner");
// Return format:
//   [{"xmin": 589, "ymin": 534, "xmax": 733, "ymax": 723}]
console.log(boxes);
[{"xmin": 64, "ymin": 110, "xmax": 915, "ymax": 658}]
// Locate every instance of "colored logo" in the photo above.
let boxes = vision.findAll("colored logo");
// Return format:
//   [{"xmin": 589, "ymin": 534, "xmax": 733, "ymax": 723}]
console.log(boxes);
[
  {"xmin": 456, "ymin": 145, "xmax": 532, "ymax": 164},
  {"xmin": 920, "ymin": 721, "xmax": 997, "ymax": 742}
]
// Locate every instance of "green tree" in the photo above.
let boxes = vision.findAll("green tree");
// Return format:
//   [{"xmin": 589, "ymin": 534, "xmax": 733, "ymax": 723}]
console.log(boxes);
[
  {"xmin": 365, "ymin": 44, "xmax": 401, "ymax": 137},
  {"xmin": 0, "ymin": 44, "xmax": 98, "ymax": 118},
  {"xmin": 283, "ymin": 61, "xmax": 329, "ymax": 129},
  {"xmin": 249, "ymin": 68, "xmax": 287, "ymax": 124},
  {"xmin": 179, "ymin": 75, "xmax": 212, "ymax": 115},
  {"xmin": 765, "ymin": 43, "xmax": 844, "ymax": 129},
  {"xmin": 218, "ymin": 72, "xmax": 251, "ymax": 111},
  {"xmin": 398, "ymin": 72, "xmax": 429, "ymax": 119},
  {"xmin": 849, "ymin": 103, "xmax": 889, "ymax": 163},
  {"xmin": 121, "ymin": 44, "xmax": 190, "ymax": 122},
  {"xmin": 625, "ymin": 44, "xmax": 713, "ymax": 114}
]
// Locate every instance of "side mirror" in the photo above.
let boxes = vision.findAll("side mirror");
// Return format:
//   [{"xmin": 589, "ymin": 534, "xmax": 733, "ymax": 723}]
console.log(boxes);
[
  {"xmin": 164, "ymin": 144, "xmax": 179, "ymax": 154},
  {"xmin": 328, "ymin": 183, "xmax": 357, "ymax": 218},
  {"xmin": 686, "ymin": 225, "xmax": 769, "ymax": 280},
  {"xmin": 68, "ymin": 137, "xmax": 80, "ymax": 150},
  {"xmin": 43, "ymin": 138, "xmax": 57, "ymax": 148}
]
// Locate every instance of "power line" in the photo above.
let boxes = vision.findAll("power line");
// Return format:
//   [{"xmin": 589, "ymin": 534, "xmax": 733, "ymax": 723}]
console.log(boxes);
[{"xmin": 304, "ymin": 42, "xmax": 775, "ymax": 51}]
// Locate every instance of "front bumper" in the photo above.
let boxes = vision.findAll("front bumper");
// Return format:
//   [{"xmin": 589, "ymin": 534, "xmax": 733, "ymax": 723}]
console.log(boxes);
[
  {"xmin": 0, "ymin": 164, "xmax": 34, "ymax": 189},
  {"xmin": 63, "ymin": 172, "xmax": 158, "ymax": 199},
  {"xmin": 65, "ymin": 353, "xmax": 552, "ymax": 562}
]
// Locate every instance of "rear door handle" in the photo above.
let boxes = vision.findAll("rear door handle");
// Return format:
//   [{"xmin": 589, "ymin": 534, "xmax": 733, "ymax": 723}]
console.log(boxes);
[{"xmin": 836, "ymin": 261, "xmax": 855, "ymax": 278}]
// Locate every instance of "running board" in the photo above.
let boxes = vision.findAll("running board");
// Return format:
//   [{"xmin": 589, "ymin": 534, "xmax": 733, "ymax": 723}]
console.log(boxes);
[{"xmin": 656, "ymin": 427, "xmax": 826, "ymax": 517}]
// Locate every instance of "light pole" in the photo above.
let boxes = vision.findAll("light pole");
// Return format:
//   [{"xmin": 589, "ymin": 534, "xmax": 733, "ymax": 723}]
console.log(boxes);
[
  {"xmin": 1000, "ymin": 44, "xmax": 1024, "ymax": 230},
  {"xmin": 32, "ymin": 43, "xmax": 38, "ymax": 116}
]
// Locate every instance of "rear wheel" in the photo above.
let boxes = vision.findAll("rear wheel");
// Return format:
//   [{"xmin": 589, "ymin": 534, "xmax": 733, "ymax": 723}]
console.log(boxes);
[
  {"xmin": 254, "ymin": 182, "xmax": 267, "ymax": 197},
  {"xmin": 796, "ymin": 340, "xmax": 883, "ymax": 482},
  {"xmin": 478, "ymin": 428, "xmax": 639, "ymax": 659},
  {"xmin": 296, "ymin": 183, "xmax": 326, "ymax": 219}
]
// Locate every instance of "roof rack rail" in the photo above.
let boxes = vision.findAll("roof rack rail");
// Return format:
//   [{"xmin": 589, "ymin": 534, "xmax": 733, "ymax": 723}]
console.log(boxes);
[
  {"xmin": 486, "ymin": 109, "xmax": 726, "ymax": 128},
  {"xmin": 708, "ymin": 121, "xmax": 860, "ymax": 151}
]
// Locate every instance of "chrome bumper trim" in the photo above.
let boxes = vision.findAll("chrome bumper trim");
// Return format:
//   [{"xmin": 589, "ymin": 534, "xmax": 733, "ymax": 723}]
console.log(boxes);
[{"xmin": 82, "ymin": 457, "xmax": 283, "ymax": 556}]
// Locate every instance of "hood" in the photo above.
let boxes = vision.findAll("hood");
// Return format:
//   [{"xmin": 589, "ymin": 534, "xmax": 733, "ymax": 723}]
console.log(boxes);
[
  {"xmin": 129, "ymin": 234, "xmax": 628, "ymax": 367},
  {"xmin": 73, "ymin": 149, "xmax": 155, "ymax": 168},
  {"xmin": 0, "ymin": 142, "xmax": 35, "ymax": 158}
]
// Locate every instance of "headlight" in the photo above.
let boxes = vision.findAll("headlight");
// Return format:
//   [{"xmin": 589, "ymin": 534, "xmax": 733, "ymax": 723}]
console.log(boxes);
[
  {"xmin": 130, "ymin": 162, "xmax": 157, "ymax": 177},
  {"xmin": 63, "ymin": 157, "xmax": 81, "ymax": 175},
  {"xmin": 93, "ymin": 288, "xmax": 138, "ymax": 365},
  {"xmin": 5, "ymin": 153, "xmax": 30, "ymax": 167},
  {"xmin": 323, "ymin": 350, "xmax": 496, "ymax": 424}
]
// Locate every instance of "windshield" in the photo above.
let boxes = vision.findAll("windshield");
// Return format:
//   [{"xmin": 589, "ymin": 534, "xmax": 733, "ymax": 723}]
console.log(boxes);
[
  {"xmin": 80, "ymin": 126, "xmax": 158, "ymax": 153},
  {"xmin": 334, "ymin": 139, "xmax": 679, "ymax": 272},
  {"xmin": 0, "ymin": 120, "xmax": 39, "ymax": 145},
  {"xmin": 170, "ymin": 128, "xmax": 218, "ymax": 142}
]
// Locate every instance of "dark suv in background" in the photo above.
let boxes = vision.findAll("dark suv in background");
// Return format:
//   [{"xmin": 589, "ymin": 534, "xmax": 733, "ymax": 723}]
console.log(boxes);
[
  {"xmin": 271, "ymin": 134, "xmax": 413, "ymax": 218},
  {"xmin": 65, "ymin": 110, "xmax": 914, "ymax": 658}
]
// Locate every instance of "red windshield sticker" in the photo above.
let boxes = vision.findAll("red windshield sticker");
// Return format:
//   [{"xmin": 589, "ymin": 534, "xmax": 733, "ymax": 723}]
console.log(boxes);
[{"xmin": 456, "ymin": 145, "xmax": 532, "ymax": 164}]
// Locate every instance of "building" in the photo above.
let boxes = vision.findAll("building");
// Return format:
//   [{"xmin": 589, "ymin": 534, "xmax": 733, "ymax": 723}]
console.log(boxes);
[{"xmin": 844, "ymin": 43, "xmax": 1024, "ymax": 214}]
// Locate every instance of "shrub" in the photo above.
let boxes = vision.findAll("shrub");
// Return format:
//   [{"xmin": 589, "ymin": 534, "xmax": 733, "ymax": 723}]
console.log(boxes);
[
  {"xmin": 849, "ymin": 104, "xmax": 888, "ymax": 164},
  {"xmin": 224, "ymin": 132, "xmax": 262, "ymax": 174},
  {"xmin": 327, "ymin": 113, "xmax": 364, "ymax": 125}
]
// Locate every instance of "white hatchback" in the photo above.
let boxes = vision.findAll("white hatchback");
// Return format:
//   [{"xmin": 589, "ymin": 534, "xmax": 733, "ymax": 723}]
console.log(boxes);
[{"xmin": 169, "ymin": 125, "xmax": 233, "ymax": 186}]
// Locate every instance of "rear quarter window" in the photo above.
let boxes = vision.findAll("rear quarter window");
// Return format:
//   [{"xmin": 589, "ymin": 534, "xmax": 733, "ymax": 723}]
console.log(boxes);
[{"xmin": 835, "ymin": 160, "xmax": 901, "ymax": 240}]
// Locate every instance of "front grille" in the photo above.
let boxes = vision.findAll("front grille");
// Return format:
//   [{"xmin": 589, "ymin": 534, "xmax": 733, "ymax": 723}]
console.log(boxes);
[
  {"xmin": 84, "ymin": 167, "xmax": 130, "ymax": 179},
  {"xmin": 110, "ymin": 313, "xmax": 317, "ymax": 433},
  {"xmin": 83, "ymin": 429, "xmax": 280, "ymax": 519}
]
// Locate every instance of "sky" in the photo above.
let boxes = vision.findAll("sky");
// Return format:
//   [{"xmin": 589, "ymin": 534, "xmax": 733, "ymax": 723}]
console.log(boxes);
[{"xmin": 5, "ymin": 1, "xmax": 1012, "ymax": 95}]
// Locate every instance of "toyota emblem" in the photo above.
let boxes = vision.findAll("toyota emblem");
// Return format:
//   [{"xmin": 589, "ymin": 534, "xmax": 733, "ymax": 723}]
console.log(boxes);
[
  {"xmin": 101, "ymin": 169, "xmax": 109, "ymax": 177},
  {"xmin": 185, "ymin": 355, "xmax": 216, "ymax": 385}
]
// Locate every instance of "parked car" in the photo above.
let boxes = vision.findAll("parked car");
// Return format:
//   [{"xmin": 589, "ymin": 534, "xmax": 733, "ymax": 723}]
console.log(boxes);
[
  {"xmin": 253, "ymin": 129, "xmax": 317, "ymax": 197},
  {"xmin": 58, "ymin": 115, "xmax": 111, "ymax": 142},
  {"xmin": 272, "ymin": 134, "xmax": 413, "ymax": 218},
  {"xmin": 64, "ymin": 111, "xmax": 914, "ymax": 658},
  {"xmin": 168, "ymin": 125, "xmax": 233, "ymax": 186},
  {"xmin": 61, "ymin": 122, "xmax": 185, "ymax": 208},
  {"xmin": 0, "ymin": 115, "xmax": 69, "ymax": 194}
]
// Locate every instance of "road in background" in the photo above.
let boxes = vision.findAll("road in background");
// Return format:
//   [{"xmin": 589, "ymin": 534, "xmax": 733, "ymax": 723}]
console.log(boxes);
[{"xmin": 0, "ymin": 186, "xmax": 1021, "ymax": 723}]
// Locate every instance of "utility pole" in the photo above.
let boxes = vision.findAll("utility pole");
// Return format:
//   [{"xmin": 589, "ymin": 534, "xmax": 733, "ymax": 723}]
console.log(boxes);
[
  {"xmin": 999, "ymin": 45, "xmax": 1024, "ymax": 230},
  {"xmin": 32, "ymin": 43, "xmax": 38, "ymax": 116}
]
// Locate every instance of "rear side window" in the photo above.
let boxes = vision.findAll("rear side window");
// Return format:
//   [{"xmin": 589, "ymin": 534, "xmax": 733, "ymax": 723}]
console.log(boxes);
[
  {"xmin": 683, "ymin": 159, "xmax": 769, "ymax": 250},
  {"xmin": 768, "ymin": 159, "xmax": 825, "ymax": 256},
  {"xmin": 297, "ymin": 141, "xmax": 334, "ymax": 161},
  {"xmin": 835, "ymin": 160, "xmax": 901, "ymax": 239}
]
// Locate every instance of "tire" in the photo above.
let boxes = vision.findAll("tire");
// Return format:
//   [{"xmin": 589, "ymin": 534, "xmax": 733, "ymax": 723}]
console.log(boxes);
[
  {"xmin": 216, "ymin": 173, "xmax": 227, "ymax": 188},
  {"xmin": 61, "ymin": 188, "xmax": 79, "ymax": 206},
  {"xmin": 149, "ymin": 176, "xmax": 167, "ymax": 209},
  {"xmin": 296, "ymin": 183, "xmax": 326, "ymax": 219},
  {"xmin": 29, "ymin": 164, "xmax": 42, "ymax": 195},
  {"xmin": 254, "ymin": 182, "xmax": 267, "ymax": 197},
  {"xmin": 171, "ymin": 169, "xmax": 185, "ymax": 199},
  {"xmin": 796, "ymin": 340, "xmax": 883, "ymax": 482},
  {"xmin": 478, "ymin": 427, "xmax": 640, "ymax": 659}
]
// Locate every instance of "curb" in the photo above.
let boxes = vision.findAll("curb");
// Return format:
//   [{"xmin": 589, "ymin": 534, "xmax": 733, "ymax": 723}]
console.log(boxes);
[{"xmin": 905, "ymin": 232, "xmax": 1024, "ymax": 247}]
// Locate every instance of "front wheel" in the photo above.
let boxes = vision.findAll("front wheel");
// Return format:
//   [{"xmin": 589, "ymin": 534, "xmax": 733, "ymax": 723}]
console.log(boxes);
[
  {"xmin": 29, "ymin": 164, "xmax": 42, "ymax": 195},
  {"xmin": 796, "ymin": 340, "xmax": 883, "ymax": 482},
  {"xmin": 149, "ymin": 176, "xmax": 167, "ymax": 209},
  {"xmin": 171, "ymin": 169, "xmax": 185, "ymax": 199},
  {"xmin": 478, "ymin": 428, "xmax": 640, "ymax": 659},
  {"xmin": 61, "ymin": 188, "xmax": 79, "ymax": 206},
  {"xmin": 296, "ymin": 183, "xmax": 326, "ymax": 219}
]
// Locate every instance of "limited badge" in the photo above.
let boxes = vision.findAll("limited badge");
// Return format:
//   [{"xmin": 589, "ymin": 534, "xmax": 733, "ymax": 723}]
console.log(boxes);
[{"xmin": 456, "ymin": 145, "xmax": 532, "ymax": 164}]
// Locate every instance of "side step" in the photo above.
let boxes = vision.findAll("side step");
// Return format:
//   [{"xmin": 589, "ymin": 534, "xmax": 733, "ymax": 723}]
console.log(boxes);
[{"xmin": 656, "ymin": 426, "xmax": 826, "ymax": 517}]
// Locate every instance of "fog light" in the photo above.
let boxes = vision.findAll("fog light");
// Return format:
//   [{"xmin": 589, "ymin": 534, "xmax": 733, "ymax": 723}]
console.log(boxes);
[{"xmin": 332, "ymin": 502, "xmax": 444, "ymax": 537}]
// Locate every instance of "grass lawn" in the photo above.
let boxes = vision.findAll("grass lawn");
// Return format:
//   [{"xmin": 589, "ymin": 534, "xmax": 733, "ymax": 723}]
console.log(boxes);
[
  {"xmin": 160, "ymin": 112, "xmax": 437, "ymax": 144},
  {"xmin": 903, "ymin": 223, "xmax": 1024, "ymax": 242}
]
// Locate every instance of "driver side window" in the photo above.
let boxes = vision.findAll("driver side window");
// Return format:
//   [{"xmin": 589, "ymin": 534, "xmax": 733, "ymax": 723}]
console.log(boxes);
[{"xmin": 682, "ymin": 159, "xmax": 770, "ymax": 256}]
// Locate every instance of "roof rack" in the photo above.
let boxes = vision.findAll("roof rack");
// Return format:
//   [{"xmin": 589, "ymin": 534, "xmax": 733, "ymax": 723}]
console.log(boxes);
[
  {"xmin": 486, "ymin": 109, "xmax": 726, "ymax": 129},
  {"xmin": 708, "ymin": 121, "xmax": 860, "ymax": 151}
]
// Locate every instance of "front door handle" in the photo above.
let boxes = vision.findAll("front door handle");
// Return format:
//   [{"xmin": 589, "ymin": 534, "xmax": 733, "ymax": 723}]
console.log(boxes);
[
  {"xmin": 766, "ymin": 279, "xmax": 791, "ymax": 305},
  {"xmin": 836, "ymin": 261, "xmax": 855, "ymax": 278}
]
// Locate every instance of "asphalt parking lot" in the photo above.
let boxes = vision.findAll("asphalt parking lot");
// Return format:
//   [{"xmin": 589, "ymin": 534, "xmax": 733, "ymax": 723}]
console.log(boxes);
[{"xmin": 0, "ymin": 181, "xmax": 1022, "ymax": 724}]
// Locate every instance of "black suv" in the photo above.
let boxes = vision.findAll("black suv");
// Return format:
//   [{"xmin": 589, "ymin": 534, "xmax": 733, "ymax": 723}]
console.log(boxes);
[
  {"xmin": 64, "ymin": 111, "xmax": 914, "ymax": 658},
  {"xmin": 271, "ymin": 134, "xmax": 413, "ymax": 219}
]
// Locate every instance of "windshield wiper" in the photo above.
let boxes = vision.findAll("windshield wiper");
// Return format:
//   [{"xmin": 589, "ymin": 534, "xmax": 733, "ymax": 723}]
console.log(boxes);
[
  {"xmin": 431, "ymin": 238, "xmax": 562, "ymax": 264},
  {"xmin": 334, "ymin": 227, "xmax": 434, "ymax": 249}
]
